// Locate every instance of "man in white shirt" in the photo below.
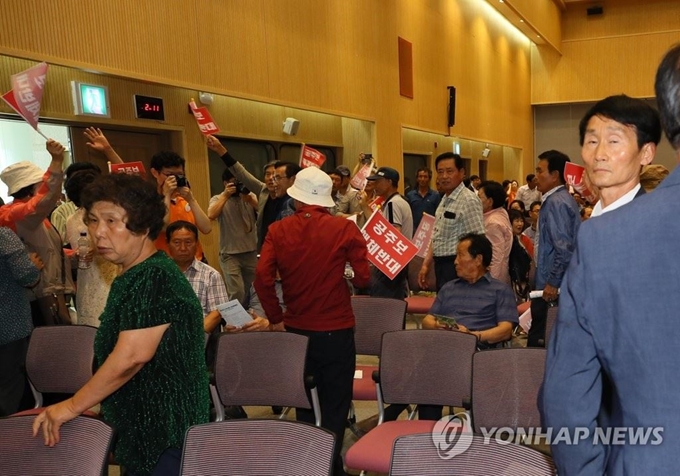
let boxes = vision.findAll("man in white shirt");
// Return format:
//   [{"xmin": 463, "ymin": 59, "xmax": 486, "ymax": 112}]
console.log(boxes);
[
  {"xmin": 580, "ymin": 95, "xmax": 661, "ymax": 217},
  {"xmin": 515, "ymin": 174, "xmax": 541, "ymax": 209}
]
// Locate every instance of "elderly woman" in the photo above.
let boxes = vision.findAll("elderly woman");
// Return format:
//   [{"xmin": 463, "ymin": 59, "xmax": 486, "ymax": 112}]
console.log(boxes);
[{"xmin": 33, "ymin": 173, "xmax": 209, "ymax": 476}]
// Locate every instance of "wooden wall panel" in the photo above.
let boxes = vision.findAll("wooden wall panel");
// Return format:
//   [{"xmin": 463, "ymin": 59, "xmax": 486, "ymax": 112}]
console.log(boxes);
[
  {"xmin": 532, "ymin": 0, "xmax": 680, "ymax": 104},
  {"xmin": 505, "ymin": 0, "xmax": 562, "ymax": 51},
  {"xmin": 0, "ymin": 0, "xmax": 535, "ymax": 199}
]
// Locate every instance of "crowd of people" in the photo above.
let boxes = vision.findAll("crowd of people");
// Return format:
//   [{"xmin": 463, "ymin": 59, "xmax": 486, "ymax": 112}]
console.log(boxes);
[{"xmin": 2, "ymin": 43, "xmax": 680, "ymax": 476}]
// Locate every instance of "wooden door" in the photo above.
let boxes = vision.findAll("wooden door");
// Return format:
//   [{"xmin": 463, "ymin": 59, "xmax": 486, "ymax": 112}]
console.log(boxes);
[{"xmin": 69, "ymin": 127, "xmax": 172, "ymax": 175}]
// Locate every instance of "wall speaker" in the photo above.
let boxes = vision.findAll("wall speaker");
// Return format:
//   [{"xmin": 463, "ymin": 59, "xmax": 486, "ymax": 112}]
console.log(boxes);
[
  {"xmin": 586, "ymin": 6, "xmax": 603, "ymax": 16},
  {"xmin": 447, "ymin": 86, "xmax": 456, "ymax": 127},
  {"xmin": 482, "ymin": 148, "xmax": 491, "ymax": 158},
  {"xmin": 282, "ymin": 117, "xmax": 300, "ymax": 135}
]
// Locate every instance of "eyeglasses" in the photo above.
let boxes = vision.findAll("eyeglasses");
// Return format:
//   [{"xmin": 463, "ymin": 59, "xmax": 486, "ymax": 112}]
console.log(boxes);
[{"xmin": 272, "ymin": 175, "xmax": 287, "ymax": 183}]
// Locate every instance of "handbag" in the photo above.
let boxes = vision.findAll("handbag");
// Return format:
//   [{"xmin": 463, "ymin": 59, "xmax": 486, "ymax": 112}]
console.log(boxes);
[{"xmin": 36, "ymin": 293, "xmax": 72, "ymax": 326}]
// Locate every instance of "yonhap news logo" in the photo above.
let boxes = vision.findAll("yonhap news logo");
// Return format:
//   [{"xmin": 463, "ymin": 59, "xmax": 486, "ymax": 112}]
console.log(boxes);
[
  {"xmin": 431, "ymin": 413, "xmax": 664, "ymax": 459},
  {"xmin": 431, "ymin": 412, "xmax": 474, "ymax": 459}
]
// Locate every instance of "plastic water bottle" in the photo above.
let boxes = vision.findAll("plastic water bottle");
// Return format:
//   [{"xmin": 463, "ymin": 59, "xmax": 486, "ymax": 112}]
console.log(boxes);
[{"xmin": 78, "ymin": 231, "xmax": 91, "ymax": 269}]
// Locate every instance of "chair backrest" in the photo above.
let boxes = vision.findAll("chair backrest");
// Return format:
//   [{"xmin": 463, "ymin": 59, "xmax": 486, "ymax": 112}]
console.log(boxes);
[
  {"xmin": 26, "ymin": 325, "xmax": 97, "ymax": 395},
  {"xmin": 213, "ymin": 332, "xmax": 311, "ymax": 409},
  {"xmin": 471, "ymin": 348, "xmax": 546, "ymax": 433},
  {"xmin": 181, "ymin": 419, "xmax": 335, "ymax": 476},
  {"xmin": 406, "ymin": 255, "xmax": 436, "ymax": 293},
  {"xmin": 352, "ymin": 296, "xmax": 406, "ymax": 356},
  {"xmin": 0, "ymin": 415, "xmax": 115, "ymax": 476},
  {"xmin": 389, "ymin": 432, "xmax": 555, "ymax": 476},
  {"xmin": 545, "ymin": 305, "xmax": 558, "ymax": 347},
  {"xmin": 379, "ymin": 330, "xmax": 477, "ymax": 407}
]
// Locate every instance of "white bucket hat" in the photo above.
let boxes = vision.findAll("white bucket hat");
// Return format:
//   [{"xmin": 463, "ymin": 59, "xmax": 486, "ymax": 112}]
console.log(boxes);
[
  {"xmin": 1, "ymin": 161, "xmax": 45, "ymax": 195},
  {"xmin": 286, "ymin": 166, "xmax": 335, "ymax": 208}
]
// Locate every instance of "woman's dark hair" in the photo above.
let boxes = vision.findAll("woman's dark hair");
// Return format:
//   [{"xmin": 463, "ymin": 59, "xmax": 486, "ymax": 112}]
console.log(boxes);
[
  {"xmin": 479, "ymin": 181, "xmax": 506, "ymax": 209},
  {"xmin": 65, "ymin": 169, "xmax": 99, "ymax": 207},
  {"xmin": 508, "ymin": 199, "xmax": 526, "ymax": 214},
  {"xmin": 508, "ymin": 209, "xmax": 525, "ymax": 225},
  {"xmin": 11, "ymin": 185, "xmax": 35, "ymax": 200},
  {"xmin": 81, "ymin": 173, "xmax": 166, "ymax": 240}
]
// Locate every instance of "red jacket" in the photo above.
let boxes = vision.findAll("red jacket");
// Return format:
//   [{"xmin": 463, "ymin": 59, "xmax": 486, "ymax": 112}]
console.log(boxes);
[{"xmin": 254, "ymin": 205, "xmax": 369, "ymax": 331}]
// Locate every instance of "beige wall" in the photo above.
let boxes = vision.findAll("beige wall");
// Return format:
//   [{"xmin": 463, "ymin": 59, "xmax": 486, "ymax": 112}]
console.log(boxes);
[
  {"xmin": 0, "ymin": 0, "xmax": 538, "ymax": 261},
  {"xmin": 0, "ymin": 0, "xmax": 534, "ymax": 174},
  {"xmin": 532, "ymin": 0, "xmax": 680, "ymax": 104}
]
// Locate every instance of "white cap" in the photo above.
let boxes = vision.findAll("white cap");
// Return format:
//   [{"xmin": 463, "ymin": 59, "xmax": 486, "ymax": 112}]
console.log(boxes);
[
  {"xmin": 286, "ymin": 166, "xmax": 335, "ymax": 208},
  {"xmin": 1, "ymin": 161, "xmax": 45, "ymax": 195}
]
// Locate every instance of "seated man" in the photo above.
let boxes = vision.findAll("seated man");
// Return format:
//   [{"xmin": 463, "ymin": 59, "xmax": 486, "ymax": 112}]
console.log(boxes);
[
  {"xmin": 167, "ymin": 221, "xmax": 228, "ymax": 335},
  {"xmin": 422, "ymin": 232, "xmax": 518, "ymax": 346},
  {"xmin": 386, "ymin": 233, "xmax": 518, "ymax": 422}
]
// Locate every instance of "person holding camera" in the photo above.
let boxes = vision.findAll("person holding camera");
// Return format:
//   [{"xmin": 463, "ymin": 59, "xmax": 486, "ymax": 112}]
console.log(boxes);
[
  {"xmin": 207, "ymin": 168, "xmax": 258, "ymax": 306},
  {"xmin": 150, "ymin": 151, "xmax": 212, "ymax": 261}
]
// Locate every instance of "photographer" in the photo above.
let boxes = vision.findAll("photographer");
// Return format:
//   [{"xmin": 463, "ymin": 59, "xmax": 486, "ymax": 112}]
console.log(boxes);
[
  {"xmin": 150, "ymin": 151, "xmax": 212, "ymax": 261},
  {"xmin": 208, "ymin": 169, "xmax": 258, "ymax": 306}
]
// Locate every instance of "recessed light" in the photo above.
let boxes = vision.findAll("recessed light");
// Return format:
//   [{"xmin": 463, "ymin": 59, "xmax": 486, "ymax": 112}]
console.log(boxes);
[
  {"xmin": 537, "ymin": 35, "xmax": 541, "ymax": 38},
  {"xmin": 520, "ymin": 19, "xmax": 524, "ymax": 23}
]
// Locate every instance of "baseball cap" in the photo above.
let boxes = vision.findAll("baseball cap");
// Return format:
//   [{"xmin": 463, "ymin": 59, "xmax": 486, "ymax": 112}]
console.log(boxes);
[{"xmin": 367, "ymin": 166, "xmax": 399, "ymax": 183}]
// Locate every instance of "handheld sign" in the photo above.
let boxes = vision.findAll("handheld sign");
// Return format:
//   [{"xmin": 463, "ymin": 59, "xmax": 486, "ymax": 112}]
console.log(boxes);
[{"xmin": 360, "ymin": 210, "xmax": 419, "ymax": 280}]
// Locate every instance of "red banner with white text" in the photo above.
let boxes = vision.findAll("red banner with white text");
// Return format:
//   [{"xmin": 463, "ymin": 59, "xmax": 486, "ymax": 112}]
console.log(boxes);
[
  {"xmin": 361, "ymin": 211, "xmax": 418, "ymax": 280},
  {"xmin": 2, "ymin": 62, "xmax": 48, "ymax": 131},
  {"xmin": 299, "ymin": 144, "xmax": 326, "ymax": 169},
  {"xmin": 413, "ymin": 213, "xmax": 435, "ymax": 258},
  {"xmin": 109, "ymin": 161, "xmax": 147, "ymax": 179},
  {"xmin": 189, "ymin": 100, "xmax": 220, "ymax": 135}
]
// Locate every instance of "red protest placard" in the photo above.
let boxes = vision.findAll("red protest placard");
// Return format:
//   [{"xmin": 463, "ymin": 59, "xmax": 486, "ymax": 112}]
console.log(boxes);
[
  {"xmin": 413, "ymin": 213, "xmax": 435, "ymax": 258},
  {"xmin": 368, "ymin": 195, "xmax": 384, "ymax": 212},
  {"xmin": 564, "ymin": 162, "xmax": 597, "ymax": 204},
  {"xmin": 361, "ymin": 210, "xmax": 419, "ymax": 280},
  {"xmin": 350, "ymin": 162, "xmax": 372, "ymax": 190},
  {"xmin": 2, "ymin": 62, "xmax": 48, "ymax": 131},
  {"xmin": 189, "ymin": 101, "xmax": 220, "ymax": 135},
  {"xmin": 299, "ymin": 144, "xmax": 326, "ymax": 168},
  {"xmin": 109, "ymin": 161, "xmax": 147, "ymax": 179}
]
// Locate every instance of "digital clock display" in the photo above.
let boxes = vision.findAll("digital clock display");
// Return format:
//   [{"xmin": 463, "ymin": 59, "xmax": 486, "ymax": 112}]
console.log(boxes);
[{"xmin": 134, "ymin": 95, "xmax": 165, "ymax": 120}]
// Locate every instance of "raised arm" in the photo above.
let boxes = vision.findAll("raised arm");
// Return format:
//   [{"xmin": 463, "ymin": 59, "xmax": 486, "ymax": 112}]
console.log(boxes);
[{"xmin": 84, "ymin": 127, "xmax": 123, "ymax": 164}]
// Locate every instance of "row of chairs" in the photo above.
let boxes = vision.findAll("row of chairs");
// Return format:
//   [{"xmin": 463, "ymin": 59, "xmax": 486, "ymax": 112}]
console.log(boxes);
[
  {"xmin": 1, "ymin": 414, "xmax": 554, "ymax": 475},
  {"xmin": 345, "ymin": 331, "xmax": 552, "ymax": 473}
]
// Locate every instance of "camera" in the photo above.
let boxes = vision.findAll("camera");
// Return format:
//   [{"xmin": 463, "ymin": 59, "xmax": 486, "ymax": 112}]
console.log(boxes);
[
  {"xmin": 361, "ymin": 153, "xmax": 373, "ymax": 165},
  {"xmin": 233, "ymin": 181, "xmax": 250, "ymax": 196},
  {"xmin": 175, "ymin": 174, "xmax": 188, "ymax": 188}
]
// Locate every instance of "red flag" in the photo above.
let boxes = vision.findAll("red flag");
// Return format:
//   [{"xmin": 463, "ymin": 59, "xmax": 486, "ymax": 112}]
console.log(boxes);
[
  {"xmin": 1, "ymin": 62, "xmax": 48, "ymax": 131},
  {"xmin": 564, "ymin": 162, "xmax": 597, "ymax": 204},
  {"xmin": 350, "ymin": 162, "xmax": 372, "ymax": 191},
  {"xmin": 189, "ymin": 100, "xmax": 220, "ymax": 135},
  {"xmin": 109, "ymin": 161, "xmax": 147, "ymax": 179},
  {"xmin": 413, "ymin": 213, "xmax": 435, "ymax": 258},
  {"xmin": 299, "ymin": 144, "xmax": 326, "ymax": 168},
  {"xmin": 360, "ymin": 211, "xmax": 419, "ymax": 280}
]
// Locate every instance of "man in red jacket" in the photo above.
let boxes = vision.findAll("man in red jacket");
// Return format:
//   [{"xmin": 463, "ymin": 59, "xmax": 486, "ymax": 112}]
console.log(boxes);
[{"xmin": 254, "ymin": 166, "xmax": 369, "ymax": 476}]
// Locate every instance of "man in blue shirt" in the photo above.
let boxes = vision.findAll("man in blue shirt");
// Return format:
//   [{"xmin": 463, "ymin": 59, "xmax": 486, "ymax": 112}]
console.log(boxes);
[
  {"xmin": 382, "ymin": 233, "xmax": 517, "ymax": 422},
  {"xmin": 406, "ymin": 167, "xmax": 441, "ymax": 230},
  {"xmin": 422, "ymin": 233, "xmax": 518, "ymax": 346}
]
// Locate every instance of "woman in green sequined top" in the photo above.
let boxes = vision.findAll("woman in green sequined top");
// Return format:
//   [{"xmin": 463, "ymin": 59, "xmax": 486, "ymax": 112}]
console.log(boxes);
[{"xmin": 33, "ymin": 173, "xmax": 209, "ymax": 476}]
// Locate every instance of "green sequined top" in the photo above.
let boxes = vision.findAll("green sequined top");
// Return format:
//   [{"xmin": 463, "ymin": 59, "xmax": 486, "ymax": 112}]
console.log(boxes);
[{"xmin": 94, "ymin": 251, "xmax": 209, "ymax": 475}]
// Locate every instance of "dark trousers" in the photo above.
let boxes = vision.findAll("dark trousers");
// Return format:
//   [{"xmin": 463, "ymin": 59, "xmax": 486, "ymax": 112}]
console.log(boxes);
[
  {"xmin": 369, "ymin": 266, "xmax": 407, "ymax": 299},
  {"xmin": 433, "ymin": 255, "xmax": 457, "ymax": 291},
  {"xmin": 0, "ymin": 337, "xmax": 30, "ymax": 417},
  {"xmin": 123, "ymin": 448, "xmax": 182, "ymax": 476},
  {"xmin": 287, "ymin": 327, "xmax": 355, "ymax": 476},
  {"xmin": 527, "ymin": 297, "xmax": 557, "ymax": 347},
  {"xmin": 384, "ymin": 403, "xmax": 443, "ymax": 422}
]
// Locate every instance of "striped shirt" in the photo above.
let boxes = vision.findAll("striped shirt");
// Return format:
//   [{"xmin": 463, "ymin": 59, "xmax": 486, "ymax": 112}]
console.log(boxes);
[
  {"xmin": 183, "ymin": 259, "xmax": 229, "ymax": 316},
  {"xmin": 431, "ymin": 182, "xmax": 484, "ymax": 257}
]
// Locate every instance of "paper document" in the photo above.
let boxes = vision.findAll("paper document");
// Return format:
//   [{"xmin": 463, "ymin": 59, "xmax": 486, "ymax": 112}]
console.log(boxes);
[
  {"xmin": 217, "ymin": 300, "xmax": 253, "ymax": 328},
  {"xmin": 354, "ymin": 370, "xmax": 363, "ymax": 379}
]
